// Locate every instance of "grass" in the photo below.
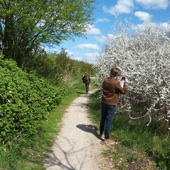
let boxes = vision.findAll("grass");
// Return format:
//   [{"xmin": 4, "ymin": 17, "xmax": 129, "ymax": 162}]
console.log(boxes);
[
  {"xmin": 0, "ymin": 82, "xmax": 87, "ymax": 170},
  {"xmin": 88, "ymin": 90, "xmax": 170, "ymax": 170},
  {"xmin": 2, "ymin": 84, "xmax": 169, "ymax": 170}
]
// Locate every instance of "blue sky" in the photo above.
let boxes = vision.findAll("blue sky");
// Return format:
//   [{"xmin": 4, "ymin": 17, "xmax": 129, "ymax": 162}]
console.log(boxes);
[{"xmin": 45, "ymin": 0, "xmax": 170, "ymax": 64}]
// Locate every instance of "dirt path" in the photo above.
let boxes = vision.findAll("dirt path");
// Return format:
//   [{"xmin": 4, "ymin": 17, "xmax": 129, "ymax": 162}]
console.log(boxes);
[{"xmin": 44, "ymin": 89, "xmax": 105, "ymax": 170}]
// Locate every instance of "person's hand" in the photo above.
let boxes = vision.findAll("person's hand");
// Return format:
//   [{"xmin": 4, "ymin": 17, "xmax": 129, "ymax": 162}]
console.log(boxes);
[{"xmin": 125, "ymin": 77, "xmax": 128, "ymax": 83}]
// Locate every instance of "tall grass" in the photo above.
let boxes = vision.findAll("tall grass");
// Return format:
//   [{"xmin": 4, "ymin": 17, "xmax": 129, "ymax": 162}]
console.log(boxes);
[{"xmin": 88, "ymin": 90, "xmax": 170, "ymax": 170}]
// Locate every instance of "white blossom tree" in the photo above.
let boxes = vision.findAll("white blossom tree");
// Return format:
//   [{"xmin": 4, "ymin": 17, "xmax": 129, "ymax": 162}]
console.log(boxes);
[{"xmin": 95, "ymin": 22, "xmax": 170, "ymax": 129}]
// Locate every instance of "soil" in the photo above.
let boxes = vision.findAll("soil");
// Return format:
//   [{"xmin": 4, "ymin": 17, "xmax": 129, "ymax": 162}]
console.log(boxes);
[{"xmin": 44, "ymin": 89, "xmax": 106, "ymax": 170}]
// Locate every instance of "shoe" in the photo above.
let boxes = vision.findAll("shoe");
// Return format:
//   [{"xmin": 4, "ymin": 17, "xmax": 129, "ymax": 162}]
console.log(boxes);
[
  {"xmin": 104, "ymin": 139, "xmax": 115, "ymax": 145},
  {"xmin": 99, "ymin": 134, "xmax": 105, "ymax": 140}
]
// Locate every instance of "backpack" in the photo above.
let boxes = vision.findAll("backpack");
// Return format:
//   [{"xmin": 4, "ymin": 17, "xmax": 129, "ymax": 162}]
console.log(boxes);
[{"xmin": 82, "ymin": 75, "xmax": 89, "ymax": 84}]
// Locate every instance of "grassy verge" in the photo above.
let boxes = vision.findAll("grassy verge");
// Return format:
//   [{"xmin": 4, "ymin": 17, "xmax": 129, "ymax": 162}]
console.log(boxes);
[
  {"xmin": 0, "ymin": 83, "xmax": 87, "ymax": 170},
  {"xmin": 88, "ymin": 90, "xmax": 170, "ymax": 170}
]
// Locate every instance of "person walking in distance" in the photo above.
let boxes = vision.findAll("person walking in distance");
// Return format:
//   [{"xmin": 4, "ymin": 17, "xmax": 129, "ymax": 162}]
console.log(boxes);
[
  {"xmin": 100, "ymin": 67, "xmax": 128, "ymax": 145},
  {"xmin": 82, "ymin": 72, "xmax": 91, "ymax": 94}
]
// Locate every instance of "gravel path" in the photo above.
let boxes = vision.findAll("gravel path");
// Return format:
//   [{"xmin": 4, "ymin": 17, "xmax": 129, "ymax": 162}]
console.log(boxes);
[{"xmin": 44, "ymin": 90, "xmax": 105, "ymax": 170}]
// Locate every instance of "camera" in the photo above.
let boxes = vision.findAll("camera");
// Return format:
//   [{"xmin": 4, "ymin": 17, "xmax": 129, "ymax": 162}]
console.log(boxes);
[
  {"xmin": 122, "ymin": 77, "xmax": 125, "ymax": 80},
  {"xmin": 120, "ymin": 77, "xmax": 125, "ymax": 87}
]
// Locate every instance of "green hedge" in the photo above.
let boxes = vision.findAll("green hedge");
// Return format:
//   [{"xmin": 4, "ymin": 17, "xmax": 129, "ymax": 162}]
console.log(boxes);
[{"xmin": 0, "ymin": 57, "xmax": 65, "ymax": 144}]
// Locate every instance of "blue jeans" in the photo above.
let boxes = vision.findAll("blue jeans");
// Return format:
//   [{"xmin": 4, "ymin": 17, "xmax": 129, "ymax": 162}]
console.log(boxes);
[{"xmin": 100, "ymin": 103, "xmax": 116, "ymax": 139}]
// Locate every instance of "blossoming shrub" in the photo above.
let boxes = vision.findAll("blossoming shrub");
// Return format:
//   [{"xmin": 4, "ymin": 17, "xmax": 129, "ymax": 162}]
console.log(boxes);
[
  {"xmin": 95, "ymin": 23, "xmax": 170, "ymax": 129},
  {"xmin": 0, "ymin": 56, "xmax": 64, "ymax": 144}
]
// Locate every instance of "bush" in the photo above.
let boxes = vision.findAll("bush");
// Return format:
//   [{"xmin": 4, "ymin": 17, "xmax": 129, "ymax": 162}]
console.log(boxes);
[
  {"xmin": 95, "ymin": 22, "xmax": 170, "ymax": 130},
  {"xmin": 25, "ymin": 50, "xmax": 96, "ymax": 86},
  {"xmin": 0, "ymin": 56, "xmax": 64, "ymax": 144}
]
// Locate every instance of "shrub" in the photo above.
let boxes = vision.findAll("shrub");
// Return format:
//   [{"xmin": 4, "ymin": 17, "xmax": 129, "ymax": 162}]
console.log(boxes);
[
  {"xmin": 95, "ymin": 22, "xmax": 170, "ymax": 130},
  {"xmin": 0, "ymin": 56, "xmax": 64, "ymax": 144}
]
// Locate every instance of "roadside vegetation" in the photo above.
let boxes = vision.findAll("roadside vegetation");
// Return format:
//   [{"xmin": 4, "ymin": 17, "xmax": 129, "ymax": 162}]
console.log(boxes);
[
  {"xmin": 95, "ymin": 22, "xmax": 170, "ymax": 132},
  {"xmin": 0, "ymin": 1, "xmax": 169, "ymax": 170},
  {"xmin": 93, "ymin": 21, "xmax": 170, "ymax": 170},
  {"xmin": 0, "ymin": 1, "xmax": 97, "ymax": 169},
  {"xmin": 88, "ymin": 90, "xmax": 170, "ymax": 170},
  {"xmin": 0, "ymin": 52, "xmax": 96, "ymax": 170}
]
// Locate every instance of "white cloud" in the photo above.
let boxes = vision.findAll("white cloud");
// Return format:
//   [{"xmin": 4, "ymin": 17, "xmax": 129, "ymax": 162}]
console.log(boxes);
[
  {"xmin": 69, "ymin": 56, "xmax": 82, "ymax": 61},
  {"xmin": 84, "ymin": 53, "xmax": 100, "ymax": 64},
  {"xmin": 85, "ymin": 52, "xmax": 100, "ymax": 57},
  {"xmin": 95, "ymin": 18, "xmax": 110, "ymax": 23},
  {"xmin": 103, "ymin": 0, "xmax": 134, "ymax": 16},
  {"xmin": 134, "ymin": 11, "xmax": 152, "ymax": 22},
  {"xmin": 132, "ymin": 22, "xmax": 170, "ymax": 31},
  {"xmin": 65, "ymin": 49, "xmax": 74, "ymax": 56},
  {"xmin": 158, "ymin": 22, "xmax": 170, "ymax": 31},
  {"xmin": 74, "ymin": 44, "xmax": 100, "ymax": 50},
  {"xmin": 136, "ymin": 0, "xmax": 169, "ymax": 9},
  {"xmin": 86, "ymin": 24, "xmax": 101, "ymax": 35},
  {"xmin": 95, "ymin": 34, "xmax": 116, "ymax": 43},
  {"xmin": 131, "ymin": 23, "xmax": 147, "ymax": 30},
  {"xmin": 95, "ymin": 35, "xmax": 107, "ymax": 43}
]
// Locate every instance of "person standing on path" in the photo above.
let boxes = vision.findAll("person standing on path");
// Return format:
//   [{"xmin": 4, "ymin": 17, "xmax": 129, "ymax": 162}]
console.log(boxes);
[
  {"xmin": 100, "ymin": 67, "xmax": 128, "ymax": 145},
  {"xmin": 82, "ymin": 71, "xmax": 91, "ymax": 94},
  {"xmin": 44, "ymin": 89, "xmax": 104, "ymax": 170}
]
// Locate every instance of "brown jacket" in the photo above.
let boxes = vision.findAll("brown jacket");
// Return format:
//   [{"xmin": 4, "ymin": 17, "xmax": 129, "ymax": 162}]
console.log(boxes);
[{"xmin": 102, "ymin": 77, "xmax": 128, "ymax": 106}]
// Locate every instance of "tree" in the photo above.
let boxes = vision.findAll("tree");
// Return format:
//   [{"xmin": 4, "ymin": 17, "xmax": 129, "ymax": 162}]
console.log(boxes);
[
  {"xmin": 0, "ymin": 0, "xmax": 96, "ymax": 66},
  {"xmin": 95, "ymin": 22, "xmax": 170, "ymax": 129}
]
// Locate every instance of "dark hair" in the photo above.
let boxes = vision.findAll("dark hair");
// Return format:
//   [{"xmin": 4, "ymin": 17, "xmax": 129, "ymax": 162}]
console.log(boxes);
[{"xmin": 110, "ymin": 68, "xmax": 121, "ymax": 77}]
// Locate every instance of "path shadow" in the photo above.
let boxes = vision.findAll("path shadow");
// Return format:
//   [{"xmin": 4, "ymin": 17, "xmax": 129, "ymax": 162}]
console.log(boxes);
[
  {"xmin": 76, "ymin": 124, "xmax": 102, "ymax": 141},
  {"xmin": 44, "ymin": 134, "xmax": 101, "ymax": 170},
  {"xmin": 44, "ymin": 136, "xmax": 85, "ymax": 170},
  {"xmin": 76, "ymin": 91, "xmax": 84, "ymax": 94}
]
